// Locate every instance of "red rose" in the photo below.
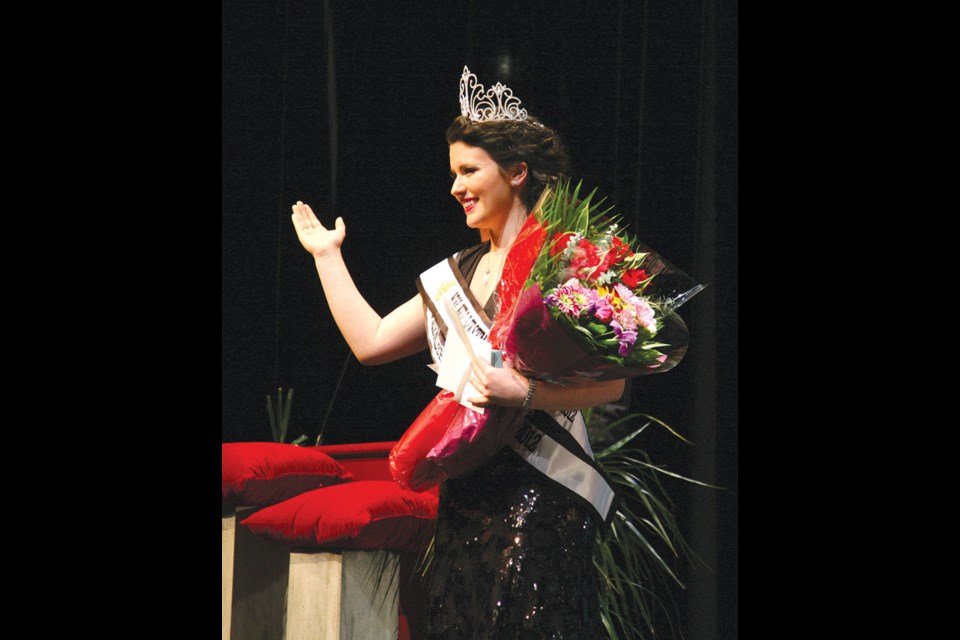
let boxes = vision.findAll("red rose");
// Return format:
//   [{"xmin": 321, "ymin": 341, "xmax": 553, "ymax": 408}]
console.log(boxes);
[
  {"xmin": 572, "ymin": 239, "xmax": 604, "ymax": 280},
  {"xmin": 610, "ymin": 237, "xmax": 632, "ymax": 262},
  {"xmin": 598, "ymin": 237, "xmax": 632, "ymax": 274},
  {"xmin": 621, "ymin": 268, "xmax": 648, "ymax": 289}
]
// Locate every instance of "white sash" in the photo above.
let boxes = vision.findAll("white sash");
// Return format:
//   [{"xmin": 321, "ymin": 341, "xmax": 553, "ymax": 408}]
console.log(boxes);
[
  {"xmin": 416, "ymin": 255, "xmax": 617, "ymax": 525},
  {"xmin": 416, "ymin": 256, "xmax": 493, "ymax": 367},
  {"xmin": 510, "ymin": 410, "xmax": 616, "ymax": 526}
]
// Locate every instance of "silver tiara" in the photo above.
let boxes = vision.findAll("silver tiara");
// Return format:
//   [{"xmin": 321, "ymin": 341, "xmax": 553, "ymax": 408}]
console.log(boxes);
[{"xmin": 459, "ymin": 66, "xmax": 528, "ymax": 122}]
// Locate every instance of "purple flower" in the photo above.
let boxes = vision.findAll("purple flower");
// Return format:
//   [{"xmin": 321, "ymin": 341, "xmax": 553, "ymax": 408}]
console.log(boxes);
[{"xmin": 611, "ymin": 320, "xmax": 638, "ymax": 357}]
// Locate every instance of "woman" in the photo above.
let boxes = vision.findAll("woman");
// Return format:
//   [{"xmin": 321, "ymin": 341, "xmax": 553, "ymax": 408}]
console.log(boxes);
[{"xmin": 292, "ymin": 67, "xmax": 621, "ymax": 639}]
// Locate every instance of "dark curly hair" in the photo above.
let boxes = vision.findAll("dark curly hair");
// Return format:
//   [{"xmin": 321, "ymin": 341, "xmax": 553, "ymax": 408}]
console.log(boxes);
[{"xmin": 446, "ymin": 115, "xmax": 571, "ymax": 211}]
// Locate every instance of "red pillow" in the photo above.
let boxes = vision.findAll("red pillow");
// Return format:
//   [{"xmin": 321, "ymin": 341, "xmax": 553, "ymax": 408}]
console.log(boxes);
[
  {"xmin": 240, "ymin": 480, "xmax": 438, "ymax": 552},
  {"xmin": 222, "ymin": 442, "xmax": 354, "ymax": 506}
]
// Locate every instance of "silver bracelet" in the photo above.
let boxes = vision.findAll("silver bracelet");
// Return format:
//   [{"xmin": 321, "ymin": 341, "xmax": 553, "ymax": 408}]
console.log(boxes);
[{"xmin": 521, "ymin": 377, "xmax": 538, "ymax": 412}]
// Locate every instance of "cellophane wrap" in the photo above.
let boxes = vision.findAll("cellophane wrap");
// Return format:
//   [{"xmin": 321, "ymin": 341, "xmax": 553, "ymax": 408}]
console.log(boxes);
[
  {"xmin": 425, "ymin": 405, "xmax": 524, "ymax": 479},
  {"xmin": 389, "ymin": 391, "xmax": 455, "ymax": 491},
  {"xmin": 389, "ymin": 390, "xmax": 525, "ymax": 491},
  {"xmin": 496, "ymin": 181, "xmax": 703, "ymax": 382}
]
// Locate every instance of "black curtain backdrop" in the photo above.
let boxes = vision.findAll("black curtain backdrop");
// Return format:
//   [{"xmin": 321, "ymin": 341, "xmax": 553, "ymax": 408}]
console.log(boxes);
[{"xmin": 222, "ymin": 1, "xmax": 737, "ymax": 638}]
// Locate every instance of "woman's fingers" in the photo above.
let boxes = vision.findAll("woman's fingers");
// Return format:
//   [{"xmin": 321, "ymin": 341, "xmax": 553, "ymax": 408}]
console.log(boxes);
[
  {"xmin": 291, "ymin": 202, "xmax": 310, "ymax": 229},
  {"xmin": 471, "ymin": 360, "xmax": 491, "ymax": 383},
  {"xmin": 301, "ymin": 202, "xmax": 326, "ymax": 229},
  {"xmin": 468, "ymin": 364, "xmax": 491, "ymax": 407},
  {"xmin": 469, "ymin": 374, "xmax": 486, "ymax": 393},
  {"xmin": 291, "ymin": 201, "xmax": 330, "ymax": 232},
  {"xmin": 291, "ymin": 204, "xmax": 306, "ymax": 228},
  {"xmin": 466, "ymin": 393, "xmax": 489, "ymax": 407}
]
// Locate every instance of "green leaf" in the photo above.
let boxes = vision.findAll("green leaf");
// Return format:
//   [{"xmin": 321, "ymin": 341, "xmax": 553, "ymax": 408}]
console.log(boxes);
[
  {"xmin": 279, "ymin": 388, "xmax": 294, "ymax": 443},
  {"xmin": 573, "ymin": 325, "xmax": 594, "ymax": 337},
  {"xmin": 585, "ymin": 321, "xmax": 611, "ymax": 336},
  {"xmin": 266, "ymin": 394, "xmax": 279, "ymax": 442},
  {"xmin": 596, "ymin": 423, "xmax": 653, "ymax": 457}
]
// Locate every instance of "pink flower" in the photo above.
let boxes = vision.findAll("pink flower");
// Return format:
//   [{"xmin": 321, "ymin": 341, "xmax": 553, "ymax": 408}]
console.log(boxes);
[
  {"xmin": 545, "ymin": 279, "xmax": 598, "ymax": 318},
  {"xmin": 593, "ymin": 295, "xmax": 614, "ymax": 322},
  {"xmin": 621, "ymin": 297, "xmax": 657, "ymax": 335},
  {"xmin": 634, "ymin": 298, "xmax": 657, "ymax": 334},
  {"xmin": 613, "ymin": 284, "xmax": 635, "ymax": 305},
  {"xmin": 609, "ymin": 284, "xmax": 657, "ymax": 335}
]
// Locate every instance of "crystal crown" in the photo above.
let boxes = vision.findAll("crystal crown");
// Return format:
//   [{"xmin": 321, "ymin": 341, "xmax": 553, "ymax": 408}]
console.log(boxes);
[{"xmin": 459, "ymin": 65, "xmax": 528, "ymax": 122}]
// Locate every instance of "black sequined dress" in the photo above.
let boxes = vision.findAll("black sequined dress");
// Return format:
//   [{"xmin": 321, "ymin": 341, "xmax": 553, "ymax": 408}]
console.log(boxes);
[{"xmin": 420, "ymin": 243, "xmax": 604, "ymax": 640}]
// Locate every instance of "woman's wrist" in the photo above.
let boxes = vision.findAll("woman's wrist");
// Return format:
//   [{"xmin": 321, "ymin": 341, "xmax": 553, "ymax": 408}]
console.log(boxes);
[
  {"xmin": 521, "ymin": 376, "xmax": 538, "ymax": 412},
  {"xmin": 313, "ymin": 248, "xmax": 344, "ymax": 266}
]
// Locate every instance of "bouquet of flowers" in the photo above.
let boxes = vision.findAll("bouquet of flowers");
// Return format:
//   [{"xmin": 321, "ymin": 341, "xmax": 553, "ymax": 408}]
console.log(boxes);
[
  {"xmin": 491, "ymin": 179, "xmax": 704, "ymax": 382},
  {"xmin": 390, "ymin": 180, "xmax": 703, "ymax": 491}
]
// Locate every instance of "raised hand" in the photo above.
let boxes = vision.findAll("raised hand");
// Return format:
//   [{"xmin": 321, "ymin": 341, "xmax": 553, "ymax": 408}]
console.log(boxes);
[{"xmin": 291, "ymin": 201, "xmax": 346, "ymax": 258}]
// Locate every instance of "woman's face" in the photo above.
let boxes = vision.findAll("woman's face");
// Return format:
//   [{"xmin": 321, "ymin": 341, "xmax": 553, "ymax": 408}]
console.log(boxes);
[{"xmin": 449, "ymin": 141, "xmax": 516, "ymax": 231}]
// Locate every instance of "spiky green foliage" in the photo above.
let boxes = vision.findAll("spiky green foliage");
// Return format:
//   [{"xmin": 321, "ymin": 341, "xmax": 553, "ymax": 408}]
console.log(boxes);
[
  {"xmin": 359, "ymin": 549, "xmax": 401, "ymax": 614},
  {"xmin": 590, "ymin": 410, "xmax": 715, "ymax": 639},
  {"xmin": 526, "ymin": 179, "xmax": 619, "ymax": 290},
  {"xmin": 266, "ymin": 387, "xmax": 294, "ymax": 443}
]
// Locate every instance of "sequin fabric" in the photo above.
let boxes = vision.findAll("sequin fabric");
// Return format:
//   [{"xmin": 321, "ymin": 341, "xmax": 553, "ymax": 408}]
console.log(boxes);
[{"xmin": 421, "ymin": 446, "xmax": 604, "ymax": 639}]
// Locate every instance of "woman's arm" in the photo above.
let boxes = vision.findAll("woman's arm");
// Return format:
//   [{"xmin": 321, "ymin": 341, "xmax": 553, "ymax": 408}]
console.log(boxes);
[
  {"xmin": 292, "ymin": 201, "xmax": 428, "ymax": 365},
  {"xmin": 466, "ymin": 360, "xmax": 625, "ymax": 412}
]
